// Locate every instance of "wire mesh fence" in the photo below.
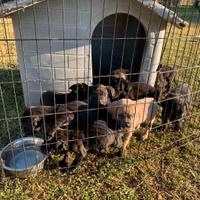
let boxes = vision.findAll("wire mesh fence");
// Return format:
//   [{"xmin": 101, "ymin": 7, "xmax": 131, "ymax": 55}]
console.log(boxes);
[{"xmin": 0, "ymin": 0, "xmax": 199, "ymax": 182}]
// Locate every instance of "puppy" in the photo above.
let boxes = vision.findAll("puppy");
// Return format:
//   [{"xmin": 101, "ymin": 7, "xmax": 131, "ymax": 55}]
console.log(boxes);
[
  {"xmin": 48, "ymin": 101, "xmax": 88, "ymax": 139},
  {"xmin": 69, "ymin": 83, "xmax": 93, "ymax": 101},
  {"xmin": 161, "ymin": 83, "xmax": 191, "ymax": 131},
  {"xmin": 110, "ymin": 69, "xmax": 129, "ymax": 88},
  {"xmin": 41, "ymin": 83, "xmax": 92, "ymax": 106},
  {"xmin": 125, "ymin": 82, "xmax": 160, "ymax": 101},
  {"xmin": 21, "ymin": 106, "xmax": 54, "ymax": 135},
  {"xmin": 88, "ymin": 120, "xmax": 124, "ymax": 154},
  {"xmin": 89, "ymin": 84, "xmax": 116, "ymax": 108},
  {"xmin": 22, "ymin": 101, "xmax": 87, "ymax": 137},
  {"xmin": 110, "ymin": 69, "xmax": 129, "ymax": 98},
  {"xmin": 155, "ymin": 64, "xmax": 176, "ymax": 98},
  {"xmin": 111, "ymin": 68, "xmax": 129, "ymax": 80},
  {"xmin": 47, "ymin": 128, "xmax": 87, "ymax": 172},
  {"xmin": 41, "ymin": 91, "xmax": 67, "ymax": 106},
  {"xmin": 111, "ymin": 79, "xmax": 160, "ymax": 101},
  {"xmin": 110, "ymin": 69, "xmax": 160, "ymax": 101},
  {"xmin": 108, "ymin": 98, "xmax": 159, "ymax": 155}
]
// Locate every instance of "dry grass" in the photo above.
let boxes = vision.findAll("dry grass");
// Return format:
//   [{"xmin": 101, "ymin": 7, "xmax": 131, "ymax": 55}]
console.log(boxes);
[
  {"xmin": 0, "ymin": 18, "xmax": 17, "ymax": 68},
  {"xmin": 0, "ymin": 4, "xmax": 200, "ymax": 200}
]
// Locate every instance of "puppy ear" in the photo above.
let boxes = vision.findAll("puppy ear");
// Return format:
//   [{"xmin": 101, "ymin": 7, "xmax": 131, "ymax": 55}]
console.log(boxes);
[
  {"xmin": 69, "ymin": 84, "xmax": 78, "ymax": 92},
  {"xmin": 157, "ymin": 64, "xmax": 163, "ymax": 71},
  {"xmin": 99, "ymin": 96, "xmax": 110, "ymax": 106},
  {"xmin": 106, "ymin": 86, "xmax": 116, "ymax": 98},
  {"xmin": 81, "ymin": 83, "xmax": 88, "ymax": 88}
]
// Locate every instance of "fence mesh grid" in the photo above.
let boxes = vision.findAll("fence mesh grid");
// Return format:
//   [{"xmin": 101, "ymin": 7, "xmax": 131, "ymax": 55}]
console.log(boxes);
[{"xmin": 0, "ymin": 0, "xmax": 199, "ymax": 189}]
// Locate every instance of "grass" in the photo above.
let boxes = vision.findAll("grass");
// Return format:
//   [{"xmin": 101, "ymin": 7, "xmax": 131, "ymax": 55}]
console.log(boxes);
[{"xmin": 0, "ymin": 5, "xmax": 200, "ymax": 200}]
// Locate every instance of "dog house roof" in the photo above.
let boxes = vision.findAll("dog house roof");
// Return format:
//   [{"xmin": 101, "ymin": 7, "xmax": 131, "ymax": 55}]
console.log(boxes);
[{"xmin": 0, "ymin": 0, "xmax": 188, "ymax": 28}]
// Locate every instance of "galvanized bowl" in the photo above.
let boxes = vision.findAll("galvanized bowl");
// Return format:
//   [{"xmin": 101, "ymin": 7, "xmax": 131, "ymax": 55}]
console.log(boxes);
[{"xmin": 0, "ymin": 137, "xmax": 47, "ymax": 177}]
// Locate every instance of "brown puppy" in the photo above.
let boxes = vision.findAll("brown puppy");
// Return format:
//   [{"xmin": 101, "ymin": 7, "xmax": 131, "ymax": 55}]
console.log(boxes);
[
  {"xmin": 107, "ymin": 98, "xmax": 159, "ymax": 156},
  {"xmin": 21, "ymin": 106, "xmax": 54, "ymax": 135},
  {"xmin": 111, "ymin": 79, "xmax": 160, "ymax": 101},
  {"xmin": 48, "ymin": 101, "xmax": 88, "ymax": 139},
  {"xmin": 126, "ymin": 82, "xmax": 160, "ymax": 101},
  {"xmin": 22, "ymin": 101, "xmax": 87, "ymax": 136},
  {"xmin": 111, "ymin": 68, "xmax": 129, "ymax": 81},
  {"xmin": 110, "ymin": 69, "xmax": 129, "ymax": 98},
  {"xmin": 110, "ymin": 68, "xmax": 160, "ymax": 101},
  {"xmin": 41, "ymin": 83, "xmax": 92, "ymax": 106}
]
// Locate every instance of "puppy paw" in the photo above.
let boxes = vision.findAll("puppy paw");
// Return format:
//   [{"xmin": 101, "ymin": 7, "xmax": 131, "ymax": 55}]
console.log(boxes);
[{"xmin": 141, "ymin": 134, "xmax": 149, "ymax": 141}]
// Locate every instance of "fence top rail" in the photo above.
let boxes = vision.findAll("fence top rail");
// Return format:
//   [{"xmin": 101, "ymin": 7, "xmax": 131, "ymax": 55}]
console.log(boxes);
[{"xmin": 0, "ymin": 0, "xmax": 188, "ymax": 28}]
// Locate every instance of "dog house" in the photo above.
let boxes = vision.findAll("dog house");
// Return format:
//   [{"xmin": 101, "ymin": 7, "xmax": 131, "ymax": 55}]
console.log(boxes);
[{"xmin": 1, "ymin": 0, "xmax": 187, "ymax": 106}]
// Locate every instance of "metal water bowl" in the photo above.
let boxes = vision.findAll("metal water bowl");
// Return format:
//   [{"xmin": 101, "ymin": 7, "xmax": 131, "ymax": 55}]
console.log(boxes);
[{"xmin": 0, "ymin": 137, "xmax": 46, "ymax": 177}]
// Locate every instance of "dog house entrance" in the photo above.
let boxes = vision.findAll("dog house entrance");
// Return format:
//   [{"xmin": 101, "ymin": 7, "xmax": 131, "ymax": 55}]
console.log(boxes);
[{"xmin": 92, "ymin": 13, "xmax": 146, "ymax": 85}]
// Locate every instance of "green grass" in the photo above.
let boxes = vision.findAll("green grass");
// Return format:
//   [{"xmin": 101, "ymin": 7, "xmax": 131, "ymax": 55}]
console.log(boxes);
[
  {"xmin": 176, "ymin": 4, "xmax": 200, "ymax": 24},
  {"xmin": 0, "ymin": 5, "xmax": 200, "ymax": 200}
]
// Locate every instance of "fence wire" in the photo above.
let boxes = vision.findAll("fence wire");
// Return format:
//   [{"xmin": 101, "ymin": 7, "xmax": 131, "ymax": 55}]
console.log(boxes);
[{"xmin": 0, "ymin": 0, "xmax": 199, "ymax": 179}]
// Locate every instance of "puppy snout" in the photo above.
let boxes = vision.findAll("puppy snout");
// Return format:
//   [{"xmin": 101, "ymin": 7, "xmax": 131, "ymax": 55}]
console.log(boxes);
[
  {"xmin": 119, "ymin": 120, "xmax": 132, "ymax": 128},
  {"xmin": 124, "ymin": 122, "xmax": 132, "ymax": 128}
]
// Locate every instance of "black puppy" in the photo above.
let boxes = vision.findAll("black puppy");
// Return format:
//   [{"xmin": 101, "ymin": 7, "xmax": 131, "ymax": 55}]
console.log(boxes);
[
  {"xmin": 112, "ymin": 80, "xmax": 160, "ymax": 101},
  {"xmin": 125, "ymin": 82, "xmax": 160, "ymax": 101},
  {"xmin": 110, "ymin": 69, "xmax": 129, "ymax": 88},
  {"xmin": 161, "ymin": 83, "xmax": 191, "ymax": 131},
  {"xmin": 41, "ymin": 83, "xmax": 93, "ymax": 106},
  {"xmin": 110, "ymin": 69, "xmax": 160, "ymax": 101}
]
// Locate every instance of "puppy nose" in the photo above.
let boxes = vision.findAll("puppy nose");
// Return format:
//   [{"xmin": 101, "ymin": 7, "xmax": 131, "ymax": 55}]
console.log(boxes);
[
  {"xmin": 126, "ymin": 124, "xmax": 132, "ymax": 128},
  {"xmin": 120, "ymin": 121, "xmax": 131, "ymax": 128},
  {"xmin": 124, "ymin": 120, "xmax": 132, "ymax": 127}
]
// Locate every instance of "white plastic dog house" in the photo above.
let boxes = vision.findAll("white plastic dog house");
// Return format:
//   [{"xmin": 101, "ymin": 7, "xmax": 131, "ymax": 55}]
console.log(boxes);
[{"xmin": 1, "ymin": 0, "xmax": 187, "ymax": 106}]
